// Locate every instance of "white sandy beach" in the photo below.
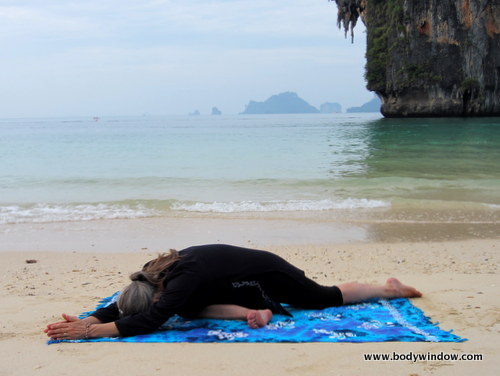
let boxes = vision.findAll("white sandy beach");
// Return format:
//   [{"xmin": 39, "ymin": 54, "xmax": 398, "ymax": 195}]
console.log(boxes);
[{"xmin": 0, "ymin": 216, "xmax": 498, "ymax": 376}]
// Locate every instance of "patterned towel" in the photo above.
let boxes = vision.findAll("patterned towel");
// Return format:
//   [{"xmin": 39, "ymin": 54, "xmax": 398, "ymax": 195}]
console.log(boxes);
[{"xmin": 49, "ymin": 292, "xmax": 465, "ymax": 343}]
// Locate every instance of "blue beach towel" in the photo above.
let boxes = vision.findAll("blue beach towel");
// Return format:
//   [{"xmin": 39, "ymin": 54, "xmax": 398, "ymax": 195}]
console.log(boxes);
[{"xmin": 49, "ymin": 292, "xmax": 465, "ymax": 343}]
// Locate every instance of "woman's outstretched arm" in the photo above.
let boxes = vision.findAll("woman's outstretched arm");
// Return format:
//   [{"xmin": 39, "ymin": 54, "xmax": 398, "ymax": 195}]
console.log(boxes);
[{"xmin": 45, "ymin": 313, "xmax": 120, "ymax": 340}]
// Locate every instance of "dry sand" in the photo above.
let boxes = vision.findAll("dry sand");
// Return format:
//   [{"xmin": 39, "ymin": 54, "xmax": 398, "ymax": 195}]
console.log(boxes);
[{"xmin": 0, "ymin": 216, "xmax": 498, "ymax": 375}]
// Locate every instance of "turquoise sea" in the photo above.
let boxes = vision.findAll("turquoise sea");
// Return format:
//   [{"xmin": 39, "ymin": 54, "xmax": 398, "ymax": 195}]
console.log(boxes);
[{"xmin": 0, "ymin": 113, "xmax": 499, "ymax": 224}]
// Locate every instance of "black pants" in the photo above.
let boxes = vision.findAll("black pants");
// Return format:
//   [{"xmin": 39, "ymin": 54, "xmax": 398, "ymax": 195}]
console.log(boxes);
[
  {"xmin": 224, "ymin": 271, "xmax": 343, "ymax": 316},
  {"xmin": 259, "ymin": 272, "xmax": 343, "ymax": 309}
]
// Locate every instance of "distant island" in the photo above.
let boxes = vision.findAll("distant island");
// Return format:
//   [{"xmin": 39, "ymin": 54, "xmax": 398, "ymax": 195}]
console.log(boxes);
[
  {"xmin": 320, "ymin": 102, "xmax": 342, "ymax": 113},
  {"xmin": 346, "ymin": 97, "xmax": 381, "ymax": 113},
  {"xmin": 241, "ymin": 92, "xmax": 319, "ymax": 114},
  {"xmin": 211, "ymin": 107, "xmax": 222, "ymax": 115}
]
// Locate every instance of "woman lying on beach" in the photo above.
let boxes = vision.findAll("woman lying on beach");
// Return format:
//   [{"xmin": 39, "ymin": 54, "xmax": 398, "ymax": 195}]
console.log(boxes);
[{"xmin": 45, "ymin": 244, "xmax": 422, "ymax": 340}]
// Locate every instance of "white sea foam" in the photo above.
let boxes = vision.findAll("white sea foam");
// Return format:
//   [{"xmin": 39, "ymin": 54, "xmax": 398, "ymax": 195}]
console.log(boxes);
[
  {"xmin": 0, "ymin": 204, "xmax": 158, "ymax": 224},
  {"xmin": 172, "ymin": 198, "xmax": 390, "ymax": 213}
]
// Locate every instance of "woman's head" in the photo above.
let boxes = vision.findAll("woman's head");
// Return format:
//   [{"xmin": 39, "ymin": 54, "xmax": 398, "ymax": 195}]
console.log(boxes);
[
  {"xmin": 117, "ymin": 272, "xmax": 156, "ymax": 317},
  {"xmin": 117, "ymin": 250, "xmax": 181, "ymax": 317}
]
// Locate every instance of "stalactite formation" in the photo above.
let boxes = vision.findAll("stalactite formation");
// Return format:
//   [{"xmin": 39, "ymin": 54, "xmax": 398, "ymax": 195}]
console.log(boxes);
[{"xmin": 333, "ymin": 0, "xmax": 365, "ymax": 42}]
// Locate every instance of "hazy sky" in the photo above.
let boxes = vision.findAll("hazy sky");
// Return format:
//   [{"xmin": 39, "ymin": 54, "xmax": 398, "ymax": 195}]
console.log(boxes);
[{"xmin": 1, "ymin": 0, "xmax": 370, "ymax": 117}]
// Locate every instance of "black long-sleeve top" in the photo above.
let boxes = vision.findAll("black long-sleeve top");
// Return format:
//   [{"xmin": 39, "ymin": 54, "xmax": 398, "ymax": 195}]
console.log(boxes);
[{"xmin": 90, "ymin": 244, "xmax": 305, "ymax": 337}]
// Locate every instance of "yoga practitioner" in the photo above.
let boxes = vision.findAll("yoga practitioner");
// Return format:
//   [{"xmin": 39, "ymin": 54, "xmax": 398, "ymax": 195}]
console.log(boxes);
[{"xmin": 45, "ymin": 244, "xmax": 421, "ymax": 340}]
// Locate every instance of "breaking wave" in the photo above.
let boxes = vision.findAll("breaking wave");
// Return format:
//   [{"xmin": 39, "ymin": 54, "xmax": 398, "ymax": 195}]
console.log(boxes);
[
  {"xmin": 172, "ymin": 198, "xmax": 390, "ymax": 213},
  {"xmin": 0, "ymin": 203, "xmax": 159, "ymax": 224}
]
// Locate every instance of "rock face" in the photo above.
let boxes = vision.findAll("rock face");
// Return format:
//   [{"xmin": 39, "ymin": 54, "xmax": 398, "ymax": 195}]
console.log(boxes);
[
  {"xmin": 334, "ymin": 0, "xmax": 500, "ymax": 117},
  {"xmin": 241, "ymin": 92, "xmax": 319, "ymax": 114}
]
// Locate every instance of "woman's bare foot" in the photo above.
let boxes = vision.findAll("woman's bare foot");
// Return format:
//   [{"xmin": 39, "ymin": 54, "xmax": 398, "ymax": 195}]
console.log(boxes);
[
  {"xmin": 247, "ymin": 309, "xmax": 273, "ymax": 329},
  {"xmin": 386, "ymin": 277, "xmax": 422, "ymax": 298}
]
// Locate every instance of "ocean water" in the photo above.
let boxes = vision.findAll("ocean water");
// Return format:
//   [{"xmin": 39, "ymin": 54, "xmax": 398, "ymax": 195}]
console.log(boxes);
[{"xmin": 0, "ymin": 114, "xmax": 499, "ymax": 224}]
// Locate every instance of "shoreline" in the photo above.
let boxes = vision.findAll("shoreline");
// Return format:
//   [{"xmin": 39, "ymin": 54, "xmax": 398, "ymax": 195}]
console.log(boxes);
[
  {"xmin": 1, "ymin": 212, "xmax": 498, "ymax": 253},
  {"xmin": 0, "ymin": 215, "xmax": 498, "ymax": 375}
]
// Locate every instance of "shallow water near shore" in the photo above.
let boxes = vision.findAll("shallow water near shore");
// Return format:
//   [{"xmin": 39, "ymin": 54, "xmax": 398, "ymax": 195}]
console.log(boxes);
[{"xmin": 1, "ymin": 113, "xmax": 499, "ymax": 225}]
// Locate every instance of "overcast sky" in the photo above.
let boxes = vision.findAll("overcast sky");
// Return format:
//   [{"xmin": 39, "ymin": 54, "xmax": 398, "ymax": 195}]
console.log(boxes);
[{"xmin": 1, "ymin": 0, "xmax": 370, "ymax": 117}]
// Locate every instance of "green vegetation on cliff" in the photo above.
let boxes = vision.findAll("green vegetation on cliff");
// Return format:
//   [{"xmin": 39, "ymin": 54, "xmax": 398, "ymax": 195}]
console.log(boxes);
[{"xmin": 364, "ymin": 0, "xmax": 403, "ymax": 92}]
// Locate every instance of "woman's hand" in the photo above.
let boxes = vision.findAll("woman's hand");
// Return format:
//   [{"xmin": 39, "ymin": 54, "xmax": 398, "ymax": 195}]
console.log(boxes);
[
  {"xmin": 44, "ymin": 313, "xmax": 89, "ymax": 340},
  {"xmin": 44, "ymin": 314, "xmax": 118, "ymax": 340}
]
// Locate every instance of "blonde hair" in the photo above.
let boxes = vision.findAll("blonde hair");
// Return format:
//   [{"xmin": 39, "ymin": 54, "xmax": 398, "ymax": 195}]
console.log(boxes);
[{"xmin": 117, "ymin": 249, "xmax": 181, "ymax": 317}]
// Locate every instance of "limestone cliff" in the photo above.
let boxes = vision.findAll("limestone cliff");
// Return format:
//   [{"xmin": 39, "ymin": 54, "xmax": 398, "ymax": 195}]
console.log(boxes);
[{"xmin": 334, "ymin": 0, "xmax": 500, "ymax": 117}]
